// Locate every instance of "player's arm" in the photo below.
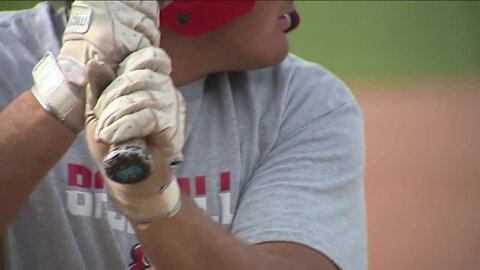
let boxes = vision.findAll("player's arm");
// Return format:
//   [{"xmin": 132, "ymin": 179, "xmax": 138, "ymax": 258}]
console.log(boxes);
[
  {"xmin": 0, "ymin": 0, "xmax": 164, "ymax": 231},
  {"xmin": 0, "ymin": 91, "xmax": 76, "ymax": 231},
  {"xmin": 135, "ymin": 196, "xmax": 339, "ymax": 270}
]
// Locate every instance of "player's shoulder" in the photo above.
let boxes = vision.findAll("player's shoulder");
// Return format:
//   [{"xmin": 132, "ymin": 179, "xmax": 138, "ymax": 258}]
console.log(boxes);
[
  {"xmin": 0, "ymin": 2, "xmax": 64, "ymax": 107},
  {"xmin": 280, "ymin": 54, "xmax": 356, "ymax": 103},
  {"xmin": 0, "ymin": 2, "xmax": 55, "ymax": 28},
  {"xmin": 0, "ymin": 2, "xmax": 64, "ymax": 48},
  {"xmin": 249, "ymin": 53, "xmax": 360, "ymax": 120}
]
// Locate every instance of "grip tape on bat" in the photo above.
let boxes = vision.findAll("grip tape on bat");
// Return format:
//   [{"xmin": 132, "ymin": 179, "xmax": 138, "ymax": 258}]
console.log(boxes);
[{"xmin": 103, "ymin": 139, "xmax": 153, "ymax": 184}]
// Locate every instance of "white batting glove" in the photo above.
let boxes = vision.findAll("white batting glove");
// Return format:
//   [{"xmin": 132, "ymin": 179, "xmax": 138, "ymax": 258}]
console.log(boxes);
[
  {"xmin": 85, "ymin": 47, "xmax": 185, "ymax": 225},
  {"xmin": 32, "ymin": 0, "xmax": 169, "ymax": 133}
]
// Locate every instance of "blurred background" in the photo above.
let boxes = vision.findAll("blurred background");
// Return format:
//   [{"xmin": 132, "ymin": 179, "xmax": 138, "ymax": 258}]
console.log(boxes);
[{"xmin": 2, "ymin": 1, "xmax": 480, "ymax": 269}]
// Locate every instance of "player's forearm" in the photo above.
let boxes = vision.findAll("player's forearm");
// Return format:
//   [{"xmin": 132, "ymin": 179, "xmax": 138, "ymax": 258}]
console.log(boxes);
[
  {"xmin": 0, "ymin": 91, "xmax": 75, "ymax": 231},
  {"xmin": 134, "ymin": 195, "xmax": 301, "ymax": 270}
]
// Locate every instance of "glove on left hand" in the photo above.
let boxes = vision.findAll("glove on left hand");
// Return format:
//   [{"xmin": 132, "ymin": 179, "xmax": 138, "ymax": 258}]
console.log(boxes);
[{"xmin": 85, "ymin": 47, "xmax": 185, "ymax": 225}]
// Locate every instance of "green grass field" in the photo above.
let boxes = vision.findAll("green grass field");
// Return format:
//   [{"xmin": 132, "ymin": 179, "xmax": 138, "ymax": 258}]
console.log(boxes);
[
  {"xmin": 1, "ymin": 1, "xmax": 479, "ymax": 81},
  {"xmin": 290, "ymin": 1, "xmax": 480, "ymax": 81}
]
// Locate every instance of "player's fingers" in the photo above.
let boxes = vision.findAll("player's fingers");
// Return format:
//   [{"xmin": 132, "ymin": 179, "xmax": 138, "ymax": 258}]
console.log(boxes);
[
  {"xmin": 97, "ymin": 109, "xmax": 174, "ymax": 144},
  {"xmin": 117, "ymin": 47, "xmax": 172, "ymax": 76},
  {"xmin": 120, "ymin": 0, "xmax": 161, "ymax": 25},
  {"xmin": 110, "ymin": 1, "xmax": 161, "ymax": 47},
  {"xmin": 95, "ymin": 70, "xmax": 172, "ymax": 113},
  {"xmin": 96, "ymin": 89, "xmax": 175, "ymax": 129}
]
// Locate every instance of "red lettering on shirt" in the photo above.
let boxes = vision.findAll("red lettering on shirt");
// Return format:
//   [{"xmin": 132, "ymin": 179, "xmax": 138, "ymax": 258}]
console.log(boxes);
[
  {"xmin": 177, "ymin": 177, "xmax": 191, "ymax": 195},
  {"xmin": 220, "ymin": 172, "xmax": 230, "ymax": 192},
  {"xmin": 68, "ymin": 163, "xmax": 92, "ymax": 188},
  {"xmin": 195, "ymin": 176, "xmax": 206, "ymax": 196}
]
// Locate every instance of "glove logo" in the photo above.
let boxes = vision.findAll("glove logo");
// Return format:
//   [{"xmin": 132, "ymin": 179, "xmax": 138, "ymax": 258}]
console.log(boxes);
[{"xmin": 65, "ymin": 5, "xmax": 92, "ymax": 34}]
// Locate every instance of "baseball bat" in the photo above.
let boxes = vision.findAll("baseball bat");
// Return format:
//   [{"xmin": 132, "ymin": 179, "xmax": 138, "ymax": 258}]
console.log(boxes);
[
  {"xmin": 103, "ymin": 138, "xmax": 153, "ymax": 184},
  {"xmin": 99, "ymin": 2, "xmax": 179, "ymax": 184}
]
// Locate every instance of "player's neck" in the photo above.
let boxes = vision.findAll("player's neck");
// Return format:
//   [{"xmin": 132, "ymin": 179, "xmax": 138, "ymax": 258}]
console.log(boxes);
[
  {"xmin": 162, "ymin": 37, "xmax": 219, "ymax": 88},
  {"xmin": 169, "ymin": 56, "xmax": 206, "ymax": 87}
]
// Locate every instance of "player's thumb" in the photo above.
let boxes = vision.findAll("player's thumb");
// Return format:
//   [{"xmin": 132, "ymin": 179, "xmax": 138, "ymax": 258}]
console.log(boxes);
[
  {"xmin": 84, "ymin": 60, "xmax": 116, "ymax": 124},
  {"xmin": 84, "ymin": 60, "xmax": 116, "ymax": 166}
]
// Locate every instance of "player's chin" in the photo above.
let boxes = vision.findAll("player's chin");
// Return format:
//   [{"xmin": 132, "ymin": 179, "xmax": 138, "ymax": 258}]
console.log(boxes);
[
  {"xmin": 269, "ymin": 45, "xmax": 289, "ymax": 67},
  {"xmin": 253, "ymin": 37, "xmax": 290, "ymax": 69},
  {"xmin": 273, "ymin": 38, "xmax": 290, "ymax": 64},
  {"xmin": 230, "ymin": 36, "xmax": 289, "ymax": 71}
]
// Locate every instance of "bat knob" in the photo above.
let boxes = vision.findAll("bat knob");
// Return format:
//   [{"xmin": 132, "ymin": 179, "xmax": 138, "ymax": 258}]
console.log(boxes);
[{"xmin": 103, "ymin": 145, "xmax": 153, "ymax": 184}]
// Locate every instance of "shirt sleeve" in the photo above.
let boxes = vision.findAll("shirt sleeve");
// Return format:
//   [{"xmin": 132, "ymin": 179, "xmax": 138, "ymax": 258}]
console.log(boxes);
[
  {"xmin": 0, "ymin": 3, "xmax": 62, "ymax": 110},
  {"xmin": 231, "ymin": 61, "xmax": 367, "ymax": 270}
]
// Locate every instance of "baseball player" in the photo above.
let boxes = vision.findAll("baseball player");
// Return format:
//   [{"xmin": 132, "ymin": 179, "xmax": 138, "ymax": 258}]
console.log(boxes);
[{"xmin": 0, "ymin": 1, "xmax": 367, "ymax": 269}]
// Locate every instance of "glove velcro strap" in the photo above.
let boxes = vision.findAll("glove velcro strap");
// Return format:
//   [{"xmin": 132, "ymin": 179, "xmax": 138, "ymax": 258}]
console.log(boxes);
[{"xmin": 32, "ymin": 52, "xmax": 84, "ymax": 133}]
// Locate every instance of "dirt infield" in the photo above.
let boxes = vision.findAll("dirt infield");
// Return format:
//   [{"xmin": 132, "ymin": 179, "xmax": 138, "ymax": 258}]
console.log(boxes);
[{"xmin": 353, "ymin": 80, "xmax": 480, "ymax": 270}]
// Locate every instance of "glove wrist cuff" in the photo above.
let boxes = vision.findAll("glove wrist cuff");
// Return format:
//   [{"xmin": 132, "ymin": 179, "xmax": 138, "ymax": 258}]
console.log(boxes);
[
  {"xmin": 136, "ymin": 179, "xmax": 183, "ymax": 229},
  {"xmin": 113, "ymin": 178, "xmax": 183, "ymax": 229},
  {"xmin": 32, "ymin": 52, "xmax": 85, "ymax": 133}
]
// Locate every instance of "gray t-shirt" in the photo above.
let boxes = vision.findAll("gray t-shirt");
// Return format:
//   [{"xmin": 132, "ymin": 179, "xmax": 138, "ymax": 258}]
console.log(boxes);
[{"xmin": 1, "ymin": 3, "xmax": 367, "ymax": 270}]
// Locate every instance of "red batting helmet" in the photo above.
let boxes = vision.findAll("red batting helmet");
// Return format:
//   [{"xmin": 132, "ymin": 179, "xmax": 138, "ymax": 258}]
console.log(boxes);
[{"xmin": 160, "ymin": 0, "xmax": 300, "ymax": 36}]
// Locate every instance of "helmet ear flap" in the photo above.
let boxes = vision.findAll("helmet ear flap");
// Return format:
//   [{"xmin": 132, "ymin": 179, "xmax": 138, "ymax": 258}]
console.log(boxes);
[{"xmin": 160, "ymin": 0, "xmax": 256, "ymax": 36}]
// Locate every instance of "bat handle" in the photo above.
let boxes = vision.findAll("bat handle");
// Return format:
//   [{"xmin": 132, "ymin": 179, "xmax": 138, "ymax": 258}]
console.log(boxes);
[{"xmin": 103, "ymin": 138, "xmax": 153, "ymax": 184}]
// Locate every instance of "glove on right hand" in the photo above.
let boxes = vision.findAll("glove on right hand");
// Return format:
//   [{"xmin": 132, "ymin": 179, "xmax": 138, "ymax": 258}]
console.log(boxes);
[
  {"xmin": 59, "ymin": 0, "xmax": 165, "ymax": 67},
  {"xmin": 32, "ymin": 0, "xmax": 169, "ymax": 132}
]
